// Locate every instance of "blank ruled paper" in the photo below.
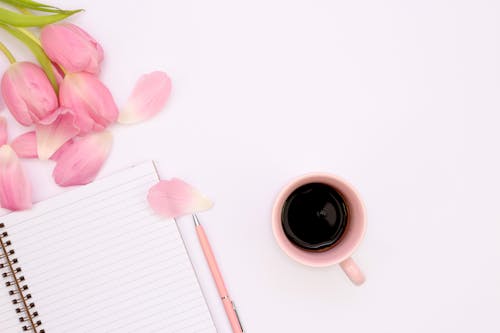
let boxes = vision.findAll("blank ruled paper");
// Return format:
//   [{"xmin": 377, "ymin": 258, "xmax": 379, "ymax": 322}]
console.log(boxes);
[{"xmin": 0, "ymin": 162, "xmax": 216, "ymax": 332}]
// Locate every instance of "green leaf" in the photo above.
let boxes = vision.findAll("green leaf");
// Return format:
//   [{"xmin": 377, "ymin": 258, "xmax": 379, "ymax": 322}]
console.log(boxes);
[
  {"xmin": 0, "ymin": 0, "xmax": 67, "ymax": 13},
  {"xmin": 0, "ymin": 7, "xmax": 82, "ymax": 27},
  {"xmin": 0, "ymin": 24, "xmax": 58, "ymax": 92}
]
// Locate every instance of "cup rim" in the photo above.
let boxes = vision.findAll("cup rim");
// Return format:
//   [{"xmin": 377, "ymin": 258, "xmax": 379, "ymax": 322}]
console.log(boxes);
[{"xmin": 272, "ymin": 172, "xmax": 366, "ymax": 267}]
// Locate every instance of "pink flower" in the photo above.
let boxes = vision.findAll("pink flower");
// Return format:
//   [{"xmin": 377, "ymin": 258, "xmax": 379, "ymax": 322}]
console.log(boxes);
[
  {"xmin": 59, "ymin": 73, "xmax": 118, "ymax": 134},
  {"xmin": 0, "ymin": 145, "xmax": 32, "ymax": 211},
  {"xmin": 118, "ymin": 71, "xmax": 172, "ymax": 124},
  {"xmin": 147, "ymin": 178, "xmax": 213, "ymax": 218},
  {"xmin": 53, "ymin": 131, "xmax": 113, "ymax": 186},
  {"xmin": 41, "ymin": 23, "xmax": 104, "ymax": 74},
  {"xmin": 1, "ymin": 62, "xmax": 58, "ymax": 126}
]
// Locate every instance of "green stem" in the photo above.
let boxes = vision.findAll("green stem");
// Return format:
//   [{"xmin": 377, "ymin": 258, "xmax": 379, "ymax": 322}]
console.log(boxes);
[
  {"xmin": 17, "ymin": 27, "xmax": 40, "ymax": 46},
  {"xmin": 0, "ymin": 41, "xmax": 16, "ymax": 63},
  {"xmin": 16, "ymin": 7, "xmax": 30, "ymax": 15}
]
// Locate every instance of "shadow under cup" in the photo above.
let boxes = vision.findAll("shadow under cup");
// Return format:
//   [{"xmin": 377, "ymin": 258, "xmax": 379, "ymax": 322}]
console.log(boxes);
[{"xmin": 272, "ymin": 174, "xmax": 366, "ymax": 269}]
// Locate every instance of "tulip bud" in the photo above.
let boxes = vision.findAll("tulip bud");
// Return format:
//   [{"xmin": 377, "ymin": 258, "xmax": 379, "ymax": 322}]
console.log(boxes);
[
  {"xmin": 59, "ymin": 72, "xmax": 118, "ymax": 134},
  {"xmin": 1, "ymin": 62, "xmax": 58, "ymax": 126},
  {"xmin": 41, "ymin": 23, "xmax": 103, "ymax": 74}
]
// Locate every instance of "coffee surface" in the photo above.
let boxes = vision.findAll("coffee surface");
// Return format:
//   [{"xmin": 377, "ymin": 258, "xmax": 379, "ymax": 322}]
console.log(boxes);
[{"xmin": 282, "ymin": 183, "xmax": 348, "ymax": 251}]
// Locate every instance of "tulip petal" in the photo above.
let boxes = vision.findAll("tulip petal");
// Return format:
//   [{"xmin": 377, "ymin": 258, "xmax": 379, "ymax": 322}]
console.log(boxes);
[
  {"xmin": 0, "ymin": 117, "xmax": 7, "ymax": 146},
  {"xmin": 36, "ymin": 107, "xmax": 79, "ymax": 160},
  {"xmin": 118, "ymin": 71, "xmax": 172, "ymax": 125},
  {"xmin": 53, "ymin": 131, "xmax": 112, "ymax": 186},
  {"xmin": 11, "ymin": 131, "xmax": 37, "ymax": 158},
  {"xmin": 147, "ymin": 178, "xmax": 213, "ymax": 218},
  {"xmin": 0, "ymin": 145, "xmax": 32, "ymax": 210},
  {"xmin": 49, "ymin": 139, "xmax": 73, "ymax": 161}
]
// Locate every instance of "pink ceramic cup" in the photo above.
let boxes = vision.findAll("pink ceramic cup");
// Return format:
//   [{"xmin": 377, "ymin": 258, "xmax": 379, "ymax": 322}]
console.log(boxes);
[{"xmin": 272, "ymin": 173, "xmax": 366, "ymax": 285}]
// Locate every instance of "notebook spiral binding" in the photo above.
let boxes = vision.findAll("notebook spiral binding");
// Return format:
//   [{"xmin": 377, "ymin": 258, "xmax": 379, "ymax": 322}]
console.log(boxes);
[{"xmin": 0, "ymin": 223, "xmax": 44, "ymax": 333}]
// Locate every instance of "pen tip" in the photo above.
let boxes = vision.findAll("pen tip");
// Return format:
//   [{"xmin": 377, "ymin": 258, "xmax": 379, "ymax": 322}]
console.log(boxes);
[{"xmin": 193, "ymin": 214, "xmax": 201, "ymax": 226}]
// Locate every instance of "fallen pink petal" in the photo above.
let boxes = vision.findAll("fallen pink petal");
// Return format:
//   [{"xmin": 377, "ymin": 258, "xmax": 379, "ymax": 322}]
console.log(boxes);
[
  {"xmin": 49, "ymin": 139, "xmax": 74, "ymax": 161},
  {"xmin": 36, "ymin": 107, "xmax": 79, "ymax": 160},
  {"xmin": 1, "ymin": 62, "xmax": 58, "ymax": 126},
  {"xmin": 147, "ymin": 178, "xmax": 213, "ymax": 218},
  {"xmin": 53, "ymin": 131, "xmax": 113, "ymax": 186},
  {"xmin": 11, "ymin": 131, "xmax": 38, "ymax": 159},
  {"xmin": 0, "ymin": 117, "xmax": 7, "ymax": 146},
  {"xmin": 41, "ymin": 23, "xmax": 104, "ymax": 74},
  {"xmin": 59, "ymin": 72, "xmax": 118, "ymax": 134},
  {"xmin": 118, "ymin": 71, "xmax": 172, "ymax": 125},
  {"xmin": 0, "ymin": 145, "xmax": 32, "ymax": 211}
]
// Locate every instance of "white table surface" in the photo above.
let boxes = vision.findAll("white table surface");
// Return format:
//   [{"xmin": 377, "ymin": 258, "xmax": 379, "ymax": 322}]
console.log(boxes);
[{"xmin": 2, "ymin": 0, "xmax": 499, "ymax": 332}]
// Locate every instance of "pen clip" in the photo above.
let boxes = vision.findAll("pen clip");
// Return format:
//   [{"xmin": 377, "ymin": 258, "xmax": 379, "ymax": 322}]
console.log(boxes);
[{"xmin": 231, "ymin": 301, "xmax": 244, "ymax": 332}]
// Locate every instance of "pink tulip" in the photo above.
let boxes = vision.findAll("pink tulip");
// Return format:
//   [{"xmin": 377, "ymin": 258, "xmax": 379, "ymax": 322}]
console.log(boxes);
[
  {"xmin": 0, "ymin": 145, "xmax": 32, "ymax": 210},
  {"xmin": 53, "ymin": 131, "xmax": 113, "ymax": 186},
  {"xmin": 41, "ymin": 23, "xmax": 104, "ymax": 74},
  {"xmin": 118, "ymin": 71, "xmax": 172, "ymax": 124},
  {"xmin": 11, "ymin": 131, "xmax": 37, "ymax": 158},
  {"xmin": 36, "ymin": 108, "xmax": 79, "ymax": 160},
  {"xmin": 147, "ymin": 178, "xmax": 213, "ymax": 218},
  {"xmin": 59, "ymin": 73, "xmax": 118, "ymax": 134},
  {"xmin": 1, "ymin": 62, "xmax": 58, "ymax": 126}
]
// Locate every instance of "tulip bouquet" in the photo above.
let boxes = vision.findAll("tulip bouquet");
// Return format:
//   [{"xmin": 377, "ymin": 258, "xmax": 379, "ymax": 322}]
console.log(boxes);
[{"xmin": 0, "ymin": 1, "xmax": 173, "ymax": 211}]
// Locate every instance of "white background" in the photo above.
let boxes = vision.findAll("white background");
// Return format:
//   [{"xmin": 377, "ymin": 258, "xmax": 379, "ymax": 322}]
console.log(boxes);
[{"xmin": 1, "ymin": 0, "xmax": 499, "ymax": 332}]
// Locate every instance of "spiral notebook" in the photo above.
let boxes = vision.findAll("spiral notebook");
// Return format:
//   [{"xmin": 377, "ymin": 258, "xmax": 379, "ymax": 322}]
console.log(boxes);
[{"xmin": 0, "ymin": 162, "xmax": 216, "ymax": 332}]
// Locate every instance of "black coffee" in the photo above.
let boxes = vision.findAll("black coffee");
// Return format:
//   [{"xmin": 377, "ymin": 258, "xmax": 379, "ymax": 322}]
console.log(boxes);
[{"xmin": 281, "ymin": 183, "xmax": 348, "ymax": 251}]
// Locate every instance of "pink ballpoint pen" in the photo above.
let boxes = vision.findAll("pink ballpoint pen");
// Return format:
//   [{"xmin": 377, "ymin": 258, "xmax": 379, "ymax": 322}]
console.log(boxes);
[{"xmin": 193, "ymin": 215, "xmax": 244, "ymax": 333}]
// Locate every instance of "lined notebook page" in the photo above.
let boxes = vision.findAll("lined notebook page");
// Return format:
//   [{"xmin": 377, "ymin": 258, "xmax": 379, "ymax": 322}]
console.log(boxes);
[{"xmin": 0, "ymin": 162, "xmax": 216, "ymax": 332}]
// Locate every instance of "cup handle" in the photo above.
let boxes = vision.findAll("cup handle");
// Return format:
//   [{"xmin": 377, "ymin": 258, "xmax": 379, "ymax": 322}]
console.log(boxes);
[{"xmin": 340, "ymin": 257, "xmax": 365, "ymax": 285}]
